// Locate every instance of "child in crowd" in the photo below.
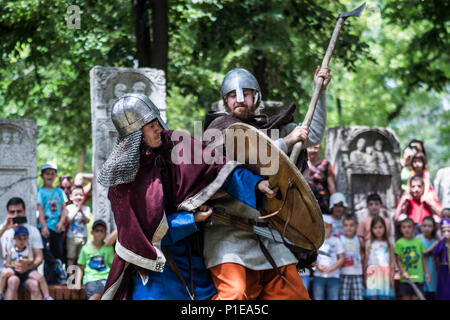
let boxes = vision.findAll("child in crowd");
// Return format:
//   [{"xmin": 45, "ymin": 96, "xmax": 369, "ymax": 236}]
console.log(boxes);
[
  {"xmin": 400, "ymin": 146, "xmax": 415, "ymax": 192},
  {"xmin": 59, "ymin": 174, "xmax": 93, "ymax": 206},
  {"xmin": 339, "ymin": 215, "xmax": 364, "ymax": 300},
  {"xmin": 394, "ymin": 176, "xmax": 442, "ymax": 234},
  {"xmin": 410, "ymin": 152, "xmax": 443, "ymax": 210},
  {"xmin": 58, "ymin": 175, "xmax": 74, "ymax": 204},
  {"xmin": 443, "ymin": 207, "xmax": 450, "ymax": 219},
  {"xmin": 37, "ymin": 162, "xmax": 68, "ymax": 285},
  {"xmin": 357, "ymin": 193, "xmax": 392, "ymax": 250},
  {"xmin": 408, "ymin": 139, "xmax": 427, "ymax": 158},
  {"xmin": 66, "ymin": 186, "xmax": 91, "ymax": 267},
  {"xmin": 298, "ymin": 268, "xmax": 311, "ymax": 293},
  {"xmin": 395, "ymin": 217, "xmax": 431, "ymax": 300},
  {"xmin": 417, "ymin": 216, "xmax": 438, "ymax": 300},
  {"xmin": 312, "ymin": 214, "xmax": 344, "ymax": 300},
  {"xmin": 363, "ymin": 216, "xmax": 395, "ymax": 300},
  {"xmin": 77, "ymin": 220, "xmax": 114, "ymax": 300},
  {"xmin": 437, "ymin": 207, "xmax": 450, "ymax": 239},
  {"xmin": 0, "ymin": 226, "xmax": 53, "ymax": 300},
  {"xmin": 328, "ymin": 192, "xmax": 348, "ymax": 237},
  {"xmin": 410, "ymin": 153, "xmax": 444, "ymax": 212},
  {"xmin": 433, "ymin": 217, "xmax": 450, "ymax": 300},
  {"xmin": 410, "ymin": 152, "xmax": 432, "ymax": 198}
]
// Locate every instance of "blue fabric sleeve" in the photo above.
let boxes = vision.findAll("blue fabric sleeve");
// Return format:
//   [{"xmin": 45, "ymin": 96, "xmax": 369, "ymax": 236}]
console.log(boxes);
[
  {"xmin": 161, "ymin": 211, "xmax": 198, "ymax": 246},
  {"xmin": 37, "ymin": 188, "xmax": 43, "ymax": 205},
  {"xmin": 221, "ymin": 167, "xmax": 265, "ymax": 210}
]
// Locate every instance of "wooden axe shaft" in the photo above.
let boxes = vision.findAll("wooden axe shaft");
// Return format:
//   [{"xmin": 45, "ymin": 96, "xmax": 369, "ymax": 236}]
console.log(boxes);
[
  {"xmin": 289, "ymin": 17, "xmax": 345, "ymax": 163},
  {"xmin": 406, "ymin": 279, "xmax": 426, "ymax": 300}
]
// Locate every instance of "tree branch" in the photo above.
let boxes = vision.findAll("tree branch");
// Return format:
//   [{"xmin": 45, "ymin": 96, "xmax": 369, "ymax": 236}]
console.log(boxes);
[{"xmin": 387, "ymin": 103, "xmax": 404, "ymax": 123}]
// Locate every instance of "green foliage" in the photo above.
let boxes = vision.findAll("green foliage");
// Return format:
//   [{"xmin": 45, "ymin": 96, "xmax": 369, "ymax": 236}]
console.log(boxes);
[
  {"xmin": 390, "ymin": 89, "xmax": 450, "ymax": 177},
  {"xmin": 382, "ymin": 0, "xmax": 449, "ymax": 94},
  {"xmin": 323, "ymin": 0, "xmax": 450, "ymax": 176},
  {"xmin": 0, "ymin": 0, "xmax": 448, "ymax": 183},
  {"xmin": 169, "ymin": 0, "xmax": 370, "ymax": 120},
  {"xmin": 0, "ymin": 0, "xmax": 135, "ymax": 178}
]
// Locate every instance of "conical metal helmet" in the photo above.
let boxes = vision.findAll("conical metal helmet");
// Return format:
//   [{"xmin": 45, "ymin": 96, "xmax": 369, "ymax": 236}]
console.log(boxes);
[
  {"xmin": 98, "ymin": 93, "xmax": 168, "ymax": 187},
  {"xmin": 111, "ymin": 93, "xmax": 168, "ymax": 137},
  {"xmin": 220, "ymin": 68, "xmax": 262, "ymax": 108}
]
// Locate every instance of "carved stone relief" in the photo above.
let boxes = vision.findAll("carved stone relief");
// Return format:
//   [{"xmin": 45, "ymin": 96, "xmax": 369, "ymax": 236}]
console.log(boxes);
[
  {"xmin": 0, "ymin": 119, "xmax": 37, "ymax": 226},
  {"xmin": 90, "ymin": 66, "xmax": 167, "ymax": 232},
  {"xmin": 325, "ymin": 126, "xmax": 402, "ymax": 223}
]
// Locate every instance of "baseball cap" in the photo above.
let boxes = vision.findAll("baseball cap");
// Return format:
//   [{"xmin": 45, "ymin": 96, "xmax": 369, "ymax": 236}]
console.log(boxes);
[
  {"xmin": 329, "ymin": 192, "xmax": 348, "ymax": 209},
  {"xmin": 92, "ymin": 219, "xmax": 107, "ymax": 230},
  {"xmin": 41, "ymin": 162, "xmax": 58, "ymax": 172},
  {"xmin": 14, "ymin": 226, "xmax": 29, "ymax": 237}
]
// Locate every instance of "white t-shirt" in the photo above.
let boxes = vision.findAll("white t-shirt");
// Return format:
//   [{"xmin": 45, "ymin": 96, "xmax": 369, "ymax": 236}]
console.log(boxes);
[
  {"xmin": 339, "ymin": 235, "xmax": 363, "ymax": 275},
  {"xmin": 315, "ymin": 236, "xmax": 344, "ymax": 278},
  {"xmin": 66, "ymin": 204, "xmax": 90, "ymax": 238},
  {"xmin": 9, "ymin": 246, "xmax": 31, "ymax": 264},
  {"xmin": 0, "ymin": 223, "xmax": 43, "ymax": 270},
  {"xmin": 330, "ymin": 216, "xmax": 344, "ymax": 237}
]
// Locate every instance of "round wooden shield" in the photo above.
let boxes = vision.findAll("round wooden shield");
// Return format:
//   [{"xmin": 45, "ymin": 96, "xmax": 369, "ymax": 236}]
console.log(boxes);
[{"xmin": 225, "ymin": 122, "xmax": 325, "ymax": 251}]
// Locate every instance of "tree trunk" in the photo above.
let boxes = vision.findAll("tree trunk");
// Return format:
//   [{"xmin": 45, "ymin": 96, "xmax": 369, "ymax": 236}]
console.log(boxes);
[
  {"xmin": 78, "ymin": 148, "xmax": 86, "ymax": 173},
  {"xmin": 336, "ymin": 97, "xmax": 342, "ymax": 121},
  {"xmin": 149, "ymin": 0, "xmax": 169, "ymax": 76},
  {"xmin": 252, "ymin": 50, "xmax": 268, "ymax": 100},
  {"xmin": 132, "ymin": 0, "xmax": 152, "ymax": 67}
]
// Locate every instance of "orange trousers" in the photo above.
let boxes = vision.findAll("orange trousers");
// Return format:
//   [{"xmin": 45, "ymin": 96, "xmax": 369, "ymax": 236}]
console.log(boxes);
[{"xmin": 209, "ymin": 263, "xmax": 310, "ymax": 300}]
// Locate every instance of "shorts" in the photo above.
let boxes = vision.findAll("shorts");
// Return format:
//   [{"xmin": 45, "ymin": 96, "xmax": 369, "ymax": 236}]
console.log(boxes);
[
  {"xmin": 66, "ymin": 237, "xmax": 87, "ymax": 259},
  {"xmin": 399, "ymin": 282, "xmax": 424, "ymax": 297},
  {"xmin": 13, "ymin": 269, "xmax": 37, "ymax": 292},
  {"xmin": 339, "ymin": 275, "xmax": 364, "ymax": 300},
  {"xmin": 85, "ymin": 279, "xmax": 107, "ymax": 299}
]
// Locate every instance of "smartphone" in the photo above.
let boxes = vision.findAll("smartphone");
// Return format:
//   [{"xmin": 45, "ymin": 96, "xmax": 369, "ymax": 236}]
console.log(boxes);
[{"xmin": 12, "ymin": 216, "xmax": 27, "ymax": 224}]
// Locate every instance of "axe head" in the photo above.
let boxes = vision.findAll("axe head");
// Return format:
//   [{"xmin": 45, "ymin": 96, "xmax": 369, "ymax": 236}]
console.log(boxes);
[{"xmin": 337, "ymin": 2, "xmax": 366, "ymax": 20}]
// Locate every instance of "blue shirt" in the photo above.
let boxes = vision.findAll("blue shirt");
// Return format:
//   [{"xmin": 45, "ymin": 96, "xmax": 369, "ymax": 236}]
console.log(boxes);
[
  {"xmin": 418, "ymin": 234, "xmax": 437, "ymax": 293},
  {"xmin": 131, "ymin": 167, "xmax": 264, "ymax": 300},
  {"xmin": 37, "ymin": 187, "xmax": 68, "ymax": 231}
]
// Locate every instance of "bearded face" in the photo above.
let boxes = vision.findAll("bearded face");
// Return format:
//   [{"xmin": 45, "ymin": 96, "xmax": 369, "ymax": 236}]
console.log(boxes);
[{"xmin": 225, "ymin": 89, "xmax": 256, "ymax": 120}]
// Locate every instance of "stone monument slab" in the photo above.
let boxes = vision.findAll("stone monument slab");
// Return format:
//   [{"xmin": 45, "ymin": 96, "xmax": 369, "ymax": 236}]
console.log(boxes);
[
  {"xmin": 0, "ymin": 119, "xmax": 37, "ymax": 226},
  {"xmin": 90, "ymin": 66, "xmax": 167, "ymax": 233},
  {"xmin": 325, "ymin": 126, "xmax": 402, "ymax": 222}
]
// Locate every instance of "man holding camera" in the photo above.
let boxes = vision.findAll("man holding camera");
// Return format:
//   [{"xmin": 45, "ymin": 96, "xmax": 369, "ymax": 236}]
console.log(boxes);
[{"xmin": 0, "ymin": 197, "xmax": 44, "ymax": 300}]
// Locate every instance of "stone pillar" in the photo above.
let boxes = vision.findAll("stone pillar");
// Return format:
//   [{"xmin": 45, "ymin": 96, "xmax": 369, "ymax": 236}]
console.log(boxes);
[
  {"xmin": 90, "ymin": 66, "xmax": 167, "ymax": 233},
  {"xmin": 325, "ymin": 126, "xmax": 402, "ymax": 222},
  {"xmin": 0, "ymin": 119, "xmax": 37, "ymax": 226}
]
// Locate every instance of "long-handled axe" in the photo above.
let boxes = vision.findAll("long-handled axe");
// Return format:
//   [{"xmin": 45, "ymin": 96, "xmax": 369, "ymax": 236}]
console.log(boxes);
[
  {"xmin": 289, "ymin": 2, "xmax": 366, "ymax": 163},
  {"xmin": 405, "ymin": 277, "xmax": 426, "ymax": 300}
]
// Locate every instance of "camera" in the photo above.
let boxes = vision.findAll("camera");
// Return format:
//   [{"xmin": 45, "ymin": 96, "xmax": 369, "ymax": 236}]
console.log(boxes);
[{"xmin": 12, "ymin": 216, "xmax": 27, "ymax": 225}]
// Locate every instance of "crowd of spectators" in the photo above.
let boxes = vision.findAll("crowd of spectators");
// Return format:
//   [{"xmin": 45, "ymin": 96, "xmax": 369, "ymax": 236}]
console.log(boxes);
[
  {"xmin": 0, "ymin": 165, "xmax": 115, "ymax": 300},
  {"xmin": 0, "ymin": 137, "xmax": 448, "ymax": 301},
  {"xmin": 305, "ymin": 139, "xmax": 449, "ymax": 300}
]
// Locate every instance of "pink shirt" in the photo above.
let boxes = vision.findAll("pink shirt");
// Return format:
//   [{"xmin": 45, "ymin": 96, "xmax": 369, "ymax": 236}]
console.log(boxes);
[{"xmin": 406, "ymin": 198, "xmax": 431, "ymax": 224}]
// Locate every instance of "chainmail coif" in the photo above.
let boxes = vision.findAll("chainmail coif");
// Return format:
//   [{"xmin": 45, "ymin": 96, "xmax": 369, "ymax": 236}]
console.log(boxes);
[{"xmin": 98, "ymin": 129, "xmax": 143, "ymax": 188}]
